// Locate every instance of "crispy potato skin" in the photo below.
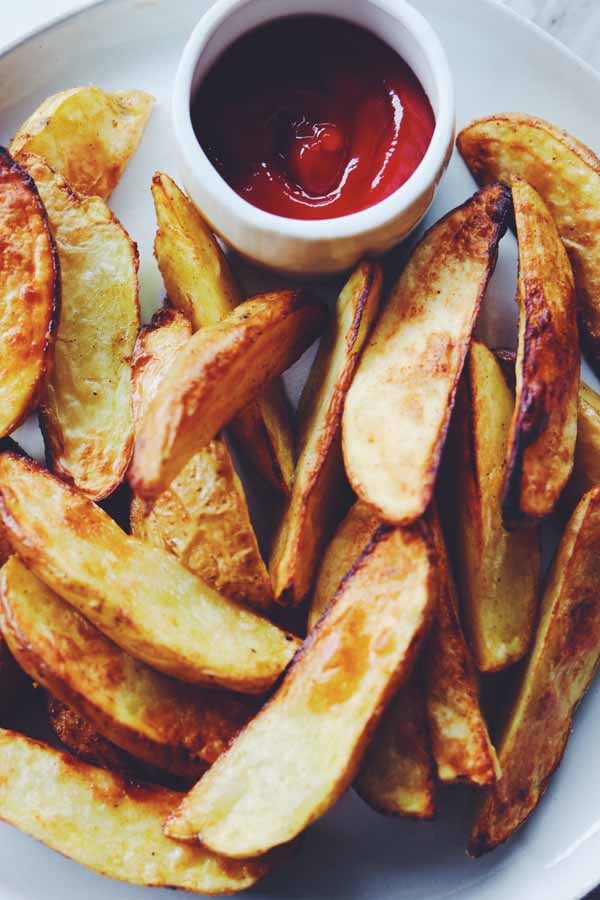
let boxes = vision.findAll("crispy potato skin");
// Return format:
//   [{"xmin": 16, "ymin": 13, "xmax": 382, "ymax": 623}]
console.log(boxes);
[
  {"xmin": 342, "ymin": 184, "xmax": 511, "ymax": 524},
  {"xmin": 355, "ymin": 675, "xmax": 435, "ymax": 820},
  {"xmin": 470, "ymin": 487, "xmax": 600, "ymax": 855},
  {"xmin": 270, "ymin": 260, "xmax": 382, "ymax": 607},
  {"xmin": 454, "ymin": 342, "xmax": 541, "ymax": 671},
  {"xmin": 569, "ymin": 382, "xmax": 600, "ymax": 503},
  {"xmin": 18, "ymin": 153, "xmax": 140, "ymax": 500},
  {"xmin": 0, "ymin": 453, "xmax": 299, "ymax": 693},
  {"xmin": 502, "ymin": 177, "xmax": 579, "ymax": 525},
  {"xmin": 426, "ymin": 510, "xmax": 499, "ymax": 786},
  {"xmin": 457, "ymin": 113, "xmax": 600, "ymax": 374},
  {"xmin": 0, "ymin": 728, "xmax": 271, "ymax": 893},
  {"xmin": 130, "ymin": 290, "xmax": 327, "ymax": 499},
  {"xmin": 130, "ymin": 305, "xmax": 273, "ymax": 611},
  {"xmin": 309, "ymin": 501, "xmax": 436, "ymax": 817},
  {"xmin": 166, "ymin": 524, "xmax": 436, "ymax": 857},
  {"xmin": 308, "ymin": 501, "xmax": 380, "ymax": 631},
  {"xmin": 0, "ymin": 438, "xmax": 26, "ymax": 567},
  {"xmin": 152, "ymin": 172, "xmax": 296, "ymax": 494},
  {"xmin": 10, "ymin": 87, "xmax": 153, "ymax": 199},
  {"xmin": 496, "ymin": 355, "xmax": 600, "ymax": 510},
  {"xmin": 0, "ymin": 557, "xmax": 254, "ymax": 777},
  {"xmin": 0, "ymin": 148, "xmax": 60, "ymax": 438},
  {"xmin": 46, "ymin": 696, "xmax": 143, "ymax": 773}
]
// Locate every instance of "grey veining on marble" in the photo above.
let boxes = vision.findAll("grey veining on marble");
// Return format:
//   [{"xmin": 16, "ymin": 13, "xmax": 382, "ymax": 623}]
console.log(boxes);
[{"xmin": 500, "ymin": 0, "xmax": 600, "ymax": 70}]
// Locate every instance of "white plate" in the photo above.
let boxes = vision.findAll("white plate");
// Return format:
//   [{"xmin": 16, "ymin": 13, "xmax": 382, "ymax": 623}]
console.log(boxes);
[{"xmin": 1, "ymin": 1, "xmax": 600, "ymax": 898}]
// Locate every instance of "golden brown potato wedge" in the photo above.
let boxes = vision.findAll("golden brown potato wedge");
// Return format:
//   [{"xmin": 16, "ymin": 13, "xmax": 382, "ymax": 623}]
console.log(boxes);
[
  {"xmin": 0, "ymin": 148, "xmax": 59, "ymax": 438},
  {"xmin": 46, "ymin": 696, "xmax": 145, "ymax": 774},
  {"xmin": 309, "ymin": 501, "xmax": 435, "ymax": 818},
  {"xmin": 0, "ymin": 453, "xmax": 299, "ymax": 692},
  {"xmin": 130, "ymin": 305, "xmax": 272, "ymax": 610},
  {"xmin": 0, "ymin": 728, "xmax": 271, "ymax": 893},
  {"xmin": 567, "ymin": 381, "xmax": 600, "ymax": 504},
  {"xmin": 426, "ymin": 510, "xmax": 499, "ymax": 786},
  {"xmin": 470, "ymin": 486, "xmax": 600, "ymax": 855},
  {"xmin": 0, "ymin": 439, "xmax": 25, "ymax": 568},
  {"xmin": 0, "ymin": 526, "xmax": 9, "ymax": 570},
  {"xmin": 270, "ymin": 261, "xmax": 381, "ymax": 607},
  {"xmin": 457, "ymin": 114, "xmax": 600, "ymax": 374},
  {"xmin": 453, "ymin": 341, "xmax": 541, "ymax": 672},
  {"xmin": 152, "ymin": 173, "xmax": 238, "ymax": 328},
  {"xmin": 495, "ymin": 355, "xmax": 600, "ymax": 509},
  {"xmin": 0, "ymin": 557, "xmax": 254, "ymax": 778},
  {"xmin": 308, "ymin": 501, "xmax": 380, "ymax": 631},
  {"xmin": 342, "ymin": 184, "xmax": 511, "ymax": 524},
  {"xmin": 165, "ymin": 524, "xmax": 436, "ymax": 857},
  {"xmin": 152, "ymin": 172, "xmax": 296, "ymax": 494},
  {"xmin": 355, "ymin": 675, "xmax": 436, "ymax": 820},
  {"xmin": 18, "ymin": 153, "xmax": 139, "ymax": 500},
  {"xmin": 10, "ymin": 87, "xmax": 153, "ymax": 199},
  {"xmin": 502, "ymin": 177, "xmax": 579, "ymax": 525},
  {"xmin": 130, "ymin": 290, "xmax": 327, "ymax": 499},
  {"xmin": 310, "ymin": 498, "xmax": 496, "ymax": 789}
]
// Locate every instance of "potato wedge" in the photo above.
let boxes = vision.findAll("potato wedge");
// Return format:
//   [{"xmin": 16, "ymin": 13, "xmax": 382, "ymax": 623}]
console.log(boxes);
[
  {"xmin": 470, "ymin": 486, "xmax": 600, "ymax": 855},
  {"xmin": 308, "ymin": 501, "xmax": 380, "ymax": 631},
  {"xmin": 130, "ymin": 305, "xmax": 272, "ymax": 610},
  {"xmin": 0, "ymin": 439, "xmax": 26, "ymax": 572},
  {"xmin": 130, "ymin": 290, "xmax": 327, "ymax": 499},
  {"xmin": 309, "ymin": 501, "xmax": 435, "ymax": 817},
  {"xmin": 0, "ymin": 148, "xmax": 59, "ymax": 437},
  {"xmin": 566, "ymin": 381, "xmax": 600, "ymax": 505},
  {"xmin": 152, "ymin": 172, "xmax": 296, "ymax": 494},
  {"xmin": 0, "ymin": 453, "xmax": 299, "ymax": 692},
  {"xmin": 270, "ymin": 261, "xmax": 381, "ymax": 606},
  {"xmin": 10, "ymin": 87, "xmax": 153, "ymax": 199},
  {"xmin": 165, "ymin": 524, "xmax": 436, "ymax": 857},
  {"xmin": 502, "ymin": 177, "xmax": 579, "ymax": 525},
  {"xmin": 342, "ymin": 184, "xmax": 511, "ymax": 524},
  {"xmin": 18, "ymin": 153, "xmax": 139, "ymax": 500},
  {"xmin": 355, "ymin": 675, "xmax": 435, "ymax": 820},
  {"xmin": 0, "ymin": 557, "xmax": 254, "ymax": 778},
  {"xmin": 454, "ymin": 341, "xmax": 540, "ymax": 671},
  {"xmin": 457, "ymin": 114, "xmax": 600, "ymax": 374},
  {"xmin": 0, "ymin": 729, "xmax": 271, "ymax": 893},
  {"xmin": 496, "ymin": 354, "xmax": 600, "ymax": 509},
  {"xmin": 426, "ymin": 510, "xmax": 499, "ymax": 786},
  {"xmin": 46, "ymin": 696, "xmax": 144, "ymax": 774}
]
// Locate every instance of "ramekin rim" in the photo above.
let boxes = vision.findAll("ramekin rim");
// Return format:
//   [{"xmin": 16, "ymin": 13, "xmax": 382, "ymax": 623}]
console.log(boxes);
[{"xmin": 172, "ymin": 0, "xmax": 455, "ymax": 241}]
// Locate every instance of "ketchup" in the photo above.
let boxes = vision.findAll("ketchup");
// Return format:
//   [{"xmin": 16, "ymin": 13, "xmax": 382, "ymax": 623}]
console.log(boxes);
[{"xmin": 192, "ymin": 16, "xmax": 435, "ymax": 220}]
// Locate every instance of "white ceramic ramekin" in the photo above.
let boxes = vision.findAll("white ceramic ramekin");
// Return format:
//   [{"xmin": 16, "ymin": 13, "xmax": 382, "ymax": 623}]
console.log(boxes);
[{"xmin": 173, "ymin": 0, "xmax": 455, "ymax": 276}]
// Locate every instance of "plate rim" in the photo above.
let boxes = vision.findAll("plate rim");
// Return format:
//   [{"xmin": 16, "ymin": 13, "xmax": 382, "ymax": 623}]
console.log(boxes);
[
  {"xmin": 1, "ymin": 2, "xmax": 600, "ymax": 900},
  {"xmin": 2, "ymin": 0, "xmax": 600, "ymax": 88}
]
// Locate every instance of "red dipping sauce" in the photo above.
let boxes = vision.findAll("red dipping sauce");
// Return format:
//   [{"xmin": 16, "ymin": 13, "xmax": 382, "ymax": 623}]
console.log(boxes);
[{"xmin": 192, "ymin": 16, "xmax": 436, "ymax": 220}]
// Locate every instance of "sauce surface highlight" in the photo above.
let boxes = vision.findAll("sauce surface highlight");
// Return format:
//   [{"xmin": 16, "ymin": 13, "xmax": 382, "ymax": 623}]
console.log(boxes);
[{"xmin": 192, "ymin": 16, "xmax": 436, "ymax": 220}]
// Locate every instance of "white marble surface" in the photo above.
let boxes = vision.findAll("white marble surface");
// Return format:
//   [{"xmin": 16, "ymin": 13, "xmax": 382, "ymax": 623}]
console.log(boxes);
[
  {"xmin": 2, "ymin": 0, "xmax": 600, "ymax": 71},
  {"xmin": 502, "ymin": 0, "xmax": 600, "ymax": 69}
]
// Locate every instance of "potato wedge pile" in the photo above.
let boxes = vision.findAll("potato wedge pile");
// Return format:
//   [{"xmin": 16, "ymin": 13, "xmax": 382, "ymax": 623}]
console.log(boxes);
[
  {"xmin": 452, "ymin": 341, "xmax": 541, "ymax": 671},
  {"xmin": 343, "ymin": 183, "xmax": 511, "ymax": 524},
  {"xmin": 0, "ymin": 729, "xmax": 273, "ymax": 893},
  {"xmin": 152, "ymin": 172, "xmax": 297, "ymax": 494},
  {"xmin": 129, "ymin": 304, "xmax": 273, "ymax": 610},
  {"xmin": 1, "ymin": 82, "xmax": 600, "ymax": 894},
  {"xmin": 270, "ymin": 259, "xmax": 382, "ymax": 606}
]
